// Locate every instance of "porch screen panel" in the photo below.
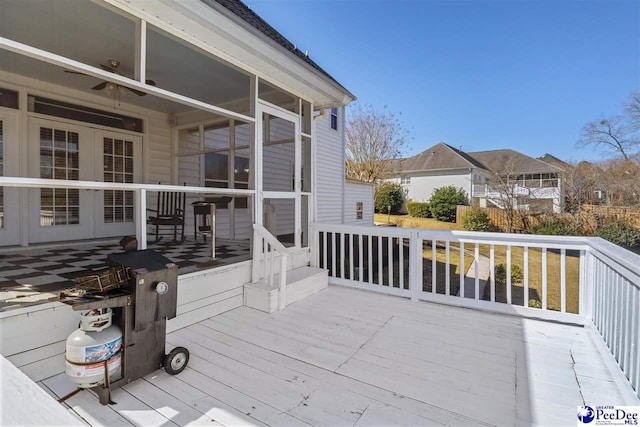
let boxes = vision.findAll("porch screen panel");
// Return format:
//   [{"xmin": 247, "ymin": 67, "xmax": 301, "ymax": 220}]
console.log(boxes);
[
  {"xmin": 103, "ymin": 138, "xmax": 134, "ymax": 223},
  {"xmin": 263, "ymin": 114, "xmax": 295, "ymax": 192},
  {"xmin": 39, "ymin": 127, "xmax": 79, "ymax": 226},
  {"xmin": 0, "ymin": 121, "xmax": 3, "ymax": 228}
]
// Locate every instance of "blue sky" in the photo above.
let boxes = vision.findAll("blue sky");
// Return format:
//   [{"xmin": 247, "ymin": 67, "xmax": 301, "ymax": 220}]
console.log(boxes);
[{"xmin": 247, "ymin": 0, "xmax": 639, "ymax": 162}]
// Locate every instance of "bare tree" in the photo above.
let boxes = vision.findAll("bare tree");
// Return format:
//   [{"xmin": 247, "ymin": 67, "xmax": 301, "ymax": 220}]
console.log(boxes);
[
  {"xmin": 624, "ymin": 90, "xmax": 640, "ymax": 130},
  {"xmin": 563, "ymin": 161, "xmax": 603, "ymax": 212},
  {"xmin": 577, "ymin": 116, "xmax": 638, "ymax": 162},
  {"xmin": 477, "ymin": 155, "xmax": 533, "ymax": 233},
  {"xmin": 345, "ymin": 104, "xmax": 409, "ymax": 182},
  {"xmin": 599, "ymin": 159, "xmax": 640, "ymax": 206}
]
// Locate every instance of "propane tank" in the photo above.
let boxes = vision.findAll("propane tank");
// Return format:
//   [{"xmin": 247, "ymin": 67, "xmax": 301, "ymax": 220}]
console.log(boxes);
[{"xmin": 65, "ymin": 308, "xmax": 122, "ymax": 388}]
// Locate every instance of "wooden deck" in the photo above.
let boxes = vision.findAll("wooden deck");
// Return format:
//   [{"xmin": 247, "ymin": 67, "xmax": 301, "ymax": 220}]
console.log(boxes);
[{"xmin": 40, "ymin": 286, "xmax": 628, "ymax": 426}]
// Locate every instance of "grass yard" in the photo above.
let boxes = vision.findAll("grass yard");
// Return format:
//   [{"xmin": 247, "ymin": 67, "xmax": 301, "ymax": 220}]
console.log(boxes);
[
  {"xmin": 374, "ymin": 213, "xmax": 461, "ymax": 230},
  {"xmin": 375, "ymin": 213, "xmax": 580, "ymax": 313}
]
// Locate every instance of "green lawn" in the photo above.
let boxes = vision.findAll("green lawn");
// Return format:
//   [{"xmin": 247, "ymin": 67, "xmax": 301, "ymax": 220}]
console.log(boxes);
[{"xmin": 374, "ymin": 213, "xmax": 580, "ymax": 313}]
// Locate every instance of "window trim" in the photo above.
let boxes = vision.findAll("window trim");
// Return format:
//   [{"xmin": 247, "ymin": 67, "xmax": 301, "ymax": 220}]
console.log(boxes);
[{"xmin": 356, "ymin": 201, "xmax": 363, "ymax": 220}]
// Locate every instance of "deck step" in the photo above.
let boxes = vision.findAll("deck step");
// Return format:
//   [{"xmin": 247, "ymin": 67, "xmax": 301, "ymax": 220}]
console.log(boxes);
[{"xmin": 244, "ymin": 267, "xmax": 328, "ymax": 313}]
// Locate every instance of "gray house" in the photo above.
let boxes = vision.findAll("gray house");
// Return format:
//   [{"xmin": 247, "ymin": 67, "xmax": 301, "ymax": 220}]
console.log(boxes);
[{"xmin": 388, "ymin": 142, "xmax": 565, "ymax": 213}]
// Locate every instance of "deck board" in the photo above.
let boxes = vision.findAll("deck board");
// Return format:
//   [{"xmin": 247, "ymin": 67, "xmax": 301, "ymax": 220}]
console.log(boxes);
[{"xmin": 39, "ymin": 286, "xmax": 632, "ymax": 426}]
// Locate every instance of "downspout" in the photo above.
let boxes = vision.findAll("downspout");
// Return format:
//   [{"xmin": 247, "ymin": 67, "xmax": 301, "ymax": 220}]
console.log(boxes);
[{"xmin": 469, "ymin": 168, "xmax": 473, "ymax": 204}]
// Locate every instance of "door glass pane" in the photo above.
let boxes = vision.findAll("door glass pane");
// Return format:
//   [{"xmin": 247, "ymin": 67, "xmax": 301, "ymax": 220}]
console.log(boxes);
[
  {"xmin": 0, "ymin": 120, "xmax": 3, "ymax": 228},
  {"xmin": 263, "ymin": 113, "xmax": 295, "ymax": 192},
  {"xmin": 263, "ymin": 198, "xmax": 294, "ymax": 247},
  {"xmin": 302, "ymin": 195, "xmax": 309, "ymax": 248},
  {"xmin": 39, "ymin": 127, "xmax": 79, "ymax": 226},
  {"xmin": 302, "ymin": 136, "xmax": 311, "ymax": 193},
  {"xmin": 103, "ymin": 137, "xmax": 135, "ymax": 223}
]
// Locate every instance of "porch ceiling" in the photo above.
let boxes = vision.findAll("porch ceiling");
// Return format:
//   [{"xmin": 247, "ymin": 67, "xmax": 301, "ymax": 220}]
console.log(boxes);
[{"xmin": 0, "ymin": 0, "xmax": 252, "ymax": 115}]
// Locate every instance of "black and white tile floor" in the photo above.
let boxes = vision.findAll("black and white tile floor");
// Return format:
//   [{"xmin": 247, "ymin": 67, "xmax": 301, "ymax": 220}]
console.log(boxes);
[{"xmin": 0, "ymin": 239, "xmax": 250, "ymax": 311}]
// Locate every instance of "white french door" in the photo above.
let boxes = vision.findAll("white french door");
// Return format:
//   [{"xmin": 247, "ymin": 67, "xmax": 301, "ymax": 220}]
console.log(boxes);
[
  {"xmin": 94, "ymin": 130, "xmax": 142, "ymax": 238},
  {"xmin": 257, "ymin": 102, "xmax": 301, "ymax": 248},
  {"xmin": 28, "ymin": 118, "xmax": 142, "ymax": 243},
  {"xmin": 0, "ymin": 110, "xmax": 20, "ymax": 246}
]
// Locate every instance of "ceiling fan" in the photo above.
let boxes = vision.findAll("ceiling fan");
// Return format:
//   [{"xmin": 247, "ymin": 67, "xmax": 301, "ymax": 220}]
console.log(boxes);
[{"xmin": 65, "ymin": 59, "xmax": 156, "ymax": 96}]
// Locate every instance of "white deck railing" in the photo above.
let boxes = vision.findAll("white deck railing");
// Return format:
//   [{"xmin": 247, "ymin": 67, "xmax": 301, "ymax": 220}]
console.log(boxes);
[
  {"xmin": 251, "ymin": 224, "xmax": 295, "ymax": 310},
  {"xmin": 310, "ymin": 223, "xmax": 640, "ymax": 400}
]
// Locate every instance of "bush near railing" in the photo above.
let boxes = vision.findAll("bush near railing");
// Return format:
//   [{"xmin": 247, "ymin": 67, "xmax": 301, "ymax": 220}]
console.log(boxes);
[
  {"xmin": 406, "ymin": 201, "xmax": 431, "ymax": 218},
  {"xmin": 457, "ymin": 205, "xmax": 640, "ymax": 238},
  {"xmin": 461, "ymin": 207, "xmax": 492, "ymax": 231}
]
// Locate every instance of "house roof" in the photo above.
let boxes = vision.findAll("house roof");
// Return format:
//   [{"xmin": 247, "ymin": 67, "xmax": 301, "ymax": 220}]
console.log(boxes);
[
  {"xmin": 538, "ymin": 153, "xmax": 572, "ymax": 170},
  {"xmin": 207, "ymin": 0, "xmax": 356, "ymax": 103},
  {"xmin": 388, "ymin": 142, "xmax": 487, "ymax": 175},
  {"xmin": 467, "ymin": 149, "xmax": 565, "ymax": 175},
  {"xmin": 388, "ymin": 144, "xmax": 565, "ymax": 177}
]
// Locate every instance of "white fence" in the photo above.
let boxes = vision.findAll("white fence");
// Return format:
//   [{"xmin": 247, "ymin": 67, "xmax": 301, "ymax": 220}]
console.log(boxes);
[{"xmin": 311, "ymin": 223, "xmax": 640, "ymax": 400}]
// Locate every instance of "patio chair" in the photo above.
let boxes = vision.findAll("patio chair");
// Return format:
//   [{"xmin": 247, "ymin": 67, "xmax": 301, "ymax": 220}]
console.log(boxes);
[{"xmin": 147, "ymin": 184, "xmax": 186, "ymax": 242}]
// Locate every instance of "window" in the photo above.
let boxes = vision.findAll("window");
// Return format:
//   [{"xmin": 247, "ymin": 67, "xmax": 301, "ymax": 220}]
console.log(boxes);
[
  {"xmin": 356, "ymin": 202, "xmax": 363, "ymax": 220},
  {"xmin": 39, "ymin": 127, "xmax": 80, "ymax": 225},
  {"xmin": 330, "ymin": 107, "xmax": 338, "ymax": 131},
  {"xmin": 30, "ymin": 96, "xmax": 143, "ymax": 133},
  {"xmin": 103, "ymin": 138, "xmax": 134, "ymax": 223},
  {"xmin": 401, "ymin": 176, "xmax": 411, "ymax": 185}
]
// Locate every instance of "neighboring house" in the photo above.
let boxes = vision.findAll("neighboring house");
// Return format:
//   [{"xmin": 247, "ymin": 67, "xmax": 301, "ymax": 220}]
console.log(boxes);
[{"xmin": 388, "ymin": 142, "xmax": 565, "ymax": 213}]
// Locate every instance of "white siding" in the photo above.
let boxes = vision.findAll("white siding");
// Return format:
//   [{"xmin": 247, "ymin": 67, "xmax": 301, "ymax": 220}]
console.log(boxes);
[
  {"xmin": 146, "ymin": 117, "xmax": 173, "ymax": 185},
  {"xmin": 402, "ymin": 170, "xmax": 472, "ymax": 203},
  {"xmin": 344, "ymin": 181, "xmax": 374, "ymax": 225},
  {"xmin": 315, "ymin": 107, "xmax": 344, "ymax": 224}
]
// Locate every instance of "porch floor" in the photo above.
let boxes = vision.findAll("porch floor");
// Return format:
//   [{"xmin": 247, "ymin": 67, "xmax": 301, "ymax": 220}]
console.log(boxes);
[
  {"xmin": 0, "ymin": 238, "xmax": 250, "ymax": 311},
  {"xmin": 39, "ymin": 286, "xmax": 628, "ymax": 426}
]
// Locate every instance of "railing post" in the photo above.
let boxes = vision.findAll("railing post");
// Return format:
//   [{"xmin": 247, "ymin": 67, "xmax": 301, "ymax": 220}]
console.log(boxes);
[
  {"xmin": 278, "ymin": 254, "xmax": 288, "ymax": 310},
  {"xmin": 251, "ymin": 229, "xmax": 261, "ymax": 283},
  {"xmin": 135, "ymin": 188, "xmax": 147, "ymax": 250},
  {"xmin": 309, "ymin": 223, "xmax": 318, "ymax": 268},
  {"xmin": 580, "ymin": 249, "xmax": 589, "ymax": 321},
  {"xmin": 409, "ymin": 230, "xmax": 421, "ymax": 302}
]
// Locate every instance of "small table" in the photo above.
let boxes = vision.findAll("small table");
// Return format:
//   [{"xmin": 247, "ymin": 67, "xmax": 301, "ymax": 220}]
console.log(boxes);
[{"xmin": 192, "ymin": 202, "xmax": 215, "ymax": 242}]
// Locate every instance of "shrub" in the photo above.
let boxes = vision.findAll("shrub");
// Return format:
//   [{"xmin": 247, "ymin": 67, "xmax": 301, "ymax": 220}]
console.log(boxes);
[
  {"xmin": 461, "ymin": 207, "xmax": 491, "ymax": 231},
  {"xmin": 374, "ymin": 182, "xmax": 404, "ymax": 214},
  {"xmin": 531, "ymin": 218, "xmax": 578, "ymax": 236},
  {"xmin": 406, "ymin": 201, "xmax": 431, "ymax": 218},
  {"xmin": 594, "ymin": 221, "xmax": 640, "ymax": 248},
  {"xmin": 494, "ymin": 263, "xmax": 523, "ymax": 285},
  {"xmin": 528, "ymin": 299, "xmax": 542, "ymax": 309},
  {"xmin": 429, "ymin": 186, "xmax": 468, "ymax": 222}
]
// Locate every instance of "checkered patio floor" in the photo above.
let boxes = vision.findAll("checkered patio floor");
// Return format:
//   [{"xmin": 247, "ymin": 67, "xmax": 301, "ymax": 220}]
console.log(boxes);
[{"xmin": 0, "ymin": 238, "xmax": 250, "ymax": 311}]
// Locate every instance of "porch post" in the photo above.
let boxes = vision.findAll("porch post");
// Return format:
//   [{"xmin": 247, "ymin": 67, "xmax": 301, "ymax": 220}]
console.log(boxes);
[
  {"xmin": 135, "ymin": 188, "xmax": 147, "ymax": 249},
  {"xmin": 250, "ymin": 76, "xmax": 260, "ymax": 283},
  {"xmin": 134, "ymin": 19, "xmax": 147, "ymax": 84}
]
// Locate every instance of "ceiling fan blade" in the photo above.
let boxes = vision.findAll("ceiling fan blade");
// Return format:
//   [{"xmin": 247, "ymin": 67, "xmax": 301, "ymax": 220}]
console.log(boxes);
[
  {"xmin": 100, "ymin": 64, "xmax": 114, "ymax": 72},
  {"xmin": 91, "ymin": 82, "xmax": 108, "ymax": 91},
  {"xmin": 145, "ymin": 79, "xmax": 156, "ymax": 86},
  {"xmin": 125, "ymin": 86, "xmax": 147, "ymax": 97},
  {"xmin": 64, "ymin": 70, "xmax": 90, "ymax": 76}
]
